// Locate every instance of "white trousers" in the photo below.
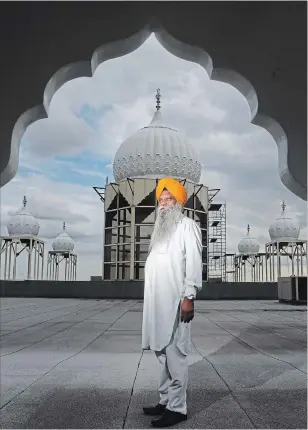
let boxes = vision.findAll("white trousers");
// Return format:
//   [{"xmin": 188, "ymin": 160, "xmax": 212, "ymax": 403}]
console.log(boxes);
[{"xmin": 154, "ymin": 308, "xmax": 188, "ymax": 415}]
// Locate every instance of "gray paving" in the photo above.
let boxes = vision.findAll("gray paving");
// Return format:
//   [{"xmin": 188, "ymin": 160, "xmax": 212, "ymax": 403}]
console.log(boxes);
[{"xmin": 0, "ymin": 298, "xmax": 307, "ymax": 429}]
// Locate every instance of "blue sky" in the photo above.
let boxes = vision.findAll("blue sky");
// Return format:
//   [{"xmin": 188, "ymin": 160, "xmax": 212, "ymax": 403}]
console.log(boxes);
[
  {"xmin": 77, "ymin": 103, "xmax": 111, "ymax": 131},
  {"xmin": 1, "ymin": 34, "xmax": 306, "ymax": 280},
  {"xmin": 18, "ymin": 148, "xmax": 112, "ymax": 186}
]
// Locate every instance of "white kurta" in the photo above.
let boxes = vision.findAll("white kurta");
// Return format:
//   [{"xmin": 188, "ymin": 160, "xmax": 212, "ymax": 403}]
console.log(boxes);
[{"xmin": 142, "ymin": 216, "xmax": 203, "ymax": 355}]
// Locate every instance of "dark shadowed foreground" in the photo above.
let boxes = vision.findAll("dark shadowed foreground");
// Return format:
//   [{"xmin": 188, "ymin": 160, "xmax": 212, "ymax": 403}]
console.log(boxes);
[{"xmin": 0, "ymin": 299, "xmax": 306, "ymax": 429}]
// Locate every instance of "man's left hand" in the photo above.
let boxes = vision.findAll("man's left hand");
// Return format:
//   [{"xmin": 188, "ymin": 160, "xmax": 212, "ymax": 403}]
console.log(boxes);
[{"xmin": 180, "ymin": 297, "xmax": 194, "ymax": 323}]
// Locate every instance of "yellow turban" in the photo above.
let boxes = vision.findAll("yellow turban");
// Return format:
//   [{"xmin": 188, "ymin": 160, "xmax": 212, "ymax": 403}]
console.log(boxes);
[{"xmin": 156, "ymin": 178, "xmax": 187, "ymax": 206}]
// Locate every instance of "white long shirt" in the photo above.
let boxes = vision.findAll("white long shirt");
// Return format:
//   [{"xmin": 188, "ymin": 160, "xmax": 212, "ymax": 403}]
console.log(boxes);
[{"xmin": 141, "ymin": 215, "xmax": 203, "ymax": 354}]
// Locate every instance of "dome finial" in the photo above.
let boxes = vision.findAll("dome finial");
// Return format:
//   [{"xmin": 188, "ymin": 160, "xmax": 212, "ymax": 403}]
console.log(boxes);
[
  {"xmin": 112, "ymin": 85, "xmax": 202, "ymax": 183},
  {"xmin": 7, "ymin": 195, "xmax": 40, "ymax": 237},
  {"xmin": 156, "ymin": 88, "xmax": 161, "ymax": 111},
  {"xmin": 52, "ymin": 221, "xmax": 75, "ymax": 253},
  {"xmin": 238, "ymin": 224, "xmax": 260, "ymax": 255},
  {"xmin": 268, "ymin": 201, "xmax": 300, "ymax": 241}
]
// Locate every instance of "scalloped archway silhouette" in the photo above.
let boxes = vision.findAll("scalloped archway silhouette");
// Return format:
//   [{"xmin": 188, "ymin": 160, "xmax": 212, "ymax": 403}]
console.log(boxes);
[{"xmin": 2, "ymin": 20, "xmax": 306, "ymax": 201}]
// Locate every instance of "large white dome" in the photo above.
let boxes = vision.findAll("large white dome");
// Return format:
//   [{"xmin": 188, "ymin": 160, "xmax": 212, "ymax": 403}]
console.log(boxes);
[
  {"xmin": 269, "ymin": 201, "xmax": 300, "ymax": 242},
  {"xmin": 238, "ymin": 225, "xmax": 260, "ymax": 255},
  {"xmin": 113, "ymin": 90, "xmax": 202, "ymax": 183},
  {"xmin": 52, "ymin": 222, "xmax": 75, "ymax": 253},
  {"xmin": 7, "ymin": 196, "xmax": 40, "ymax": 237}
]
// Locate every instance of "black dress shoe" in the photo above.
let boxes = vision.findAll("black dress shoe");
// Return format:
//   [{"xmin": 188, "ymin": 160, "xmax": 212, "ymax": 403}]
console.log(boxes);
[
  {"xmin": 143, "ymin": 403, "xmax": 167, "ymax": 416},
  {"xmin": 151, "ymin": 408, "xmax": 187, "ymax": 427}
]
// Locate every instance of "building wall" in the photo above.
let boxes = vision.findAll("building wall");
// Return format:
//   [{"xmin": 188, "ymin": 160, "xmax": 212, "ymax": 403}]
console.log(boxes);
[{"xmin": 1, "ymin": 280, "xmax": 278, "ymax": 300}]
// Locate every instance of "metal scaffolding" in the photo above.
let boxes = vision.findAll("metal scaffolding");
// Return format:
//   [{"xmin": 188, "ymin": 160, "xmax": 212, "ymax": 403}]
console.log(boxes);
[
  {"xmin": 234, "ymin": 253, "xmax": 268, "ymax": 282},
  {"xmin": 226, "ymin": 242, "xmax": 307, "ymax": 282},
  {"xmin": 225, "ymin": 252, "xmax": 268, "ymax": 282},
  {"xmin": 47, "ymin": 251, "xmax": 77, "ymax": 281},
  {"xmin": 265, "ymin": 240, "xmax": 307, "ymax": 281},
  {"xmin": 94, "ymin": 177, "xmax": 209, "ymax": 281},
  {"xmin": 0, "ymin": 236, "xmax": 44, "ymax": 280},
  {"xmin": 208, "ymin": 189, "xmax": 227, "ymax": 282},
  {"xmin": 225, "ymin": 253, "xmax": 236, "ymax": 282}
]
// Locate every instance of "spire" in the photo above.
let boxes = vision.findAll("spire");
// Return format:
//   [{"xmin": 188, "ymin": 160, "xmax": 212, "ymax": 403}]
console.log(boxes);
[
  {"xmin": 156, "ymin": 88, "xmax": 161, "ymax": 111},
  {"xmin": 22, "ymin": 196, "xmax": 27, "ymax": 208},
  {"xmin": 247, "ymin": 224, "xmax": 250, "ymax": 234},
  {"xmin": 63, "ymin": 221, "xmax": 66, "ymax": 231},
  {"xmin": 281, "ymin": 200, "xmax": 286, "ymax": 212}
]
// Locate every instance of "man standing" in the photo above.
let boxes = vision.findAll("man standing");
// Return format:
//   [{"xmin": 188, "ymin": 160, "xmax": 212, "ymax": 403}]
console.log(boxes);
[{"xmin": 142, "ymin": 177, "xmax": 203, "ymax": 428}]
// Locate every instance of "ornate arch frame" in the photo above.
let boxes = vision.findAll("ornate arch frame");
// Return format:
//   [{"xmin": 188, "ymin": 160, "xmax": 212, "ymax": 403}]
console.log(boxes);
[{"xmin": 3, "ymin": 20, "xmax": 303, "ymax": 200}]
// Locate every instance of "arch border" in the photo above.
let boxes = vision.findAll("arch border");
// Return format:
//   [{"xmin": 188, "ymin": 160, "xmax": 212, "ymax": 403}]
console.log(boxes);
[{"xmin": 2, "ymin": 19, "xmax": 306, "ymax": 200}]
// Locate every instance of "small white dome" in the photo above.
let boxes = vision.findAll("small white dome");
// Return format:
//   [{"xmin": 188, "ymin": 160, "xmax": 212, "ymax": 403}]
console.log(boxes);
[
  {"xmin": 7, "ymin": 196, "xmax": 40, "ymax": 237},
  {"xmin": 269, "ymin": 201, "xmax": 300, "ymax": 242},
  {"xmin": 52, "ymin": 222, "xmax": 75, "ymax": 253},
  {"xmin": 238, "ymin": 225, "xmax": 260, "ymax": 255},
  {"xmin": 113, "ymin": 89, "xmax": 202, "ymax": 183}
]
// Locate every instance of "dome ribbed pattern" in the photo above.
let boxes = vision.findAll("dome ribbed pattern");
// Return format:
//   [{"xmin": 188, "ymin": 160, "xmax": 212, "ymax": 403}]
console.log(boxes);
[
  {"xmin": 52, "ymin": 222, "xmax": 75, "ymax": 253},
  {"xmin": 7, "ymin": 196, "xmax": 39, "ymax": 237},
  {"xmin": 238, "ymin": 225, "xmax": 260, "ymax": 255},
  {"xmin": 269, "ymin": 201, "xmax": 300, "ymax": 241},
  {"xmin": 113, "ymin": 110, "xmax": 201, "ymax": 183}
]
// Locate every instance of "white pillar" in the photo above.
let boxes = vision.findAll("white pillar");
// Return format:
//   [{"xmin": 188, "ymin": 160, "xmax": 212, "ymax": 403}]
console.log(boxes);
[
  {"xmin": 12, "ymin": 241, "xmax": 18, "ymax": 280},
  {"xmin": 41, "ymin": 243, "xmax": 44, "ymax": 280},
  {"xmin": 27, "ymin": 239, "xmax": 32, "ymax": 279},
  {"xmin": 130, "ymin": 206, "xmax": 136, "ymax": 280},
  {"xmin": 277, "ymin": 246, "xmax": 281, "ymax": 279},
  {"xmin": 291, "ymin": 242, "xmax": 295, "ymax": 276},
  {"xmin": 8, "ymin": 242, "xmax": 12, "ymax": 280}
]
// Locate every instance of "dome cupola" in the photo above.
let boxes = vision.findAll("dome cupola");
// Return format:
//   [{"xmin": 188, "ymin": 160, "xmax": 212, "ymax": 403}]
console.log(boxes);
[
  {"xmin": 269, "ymin": 201, "xmax": 300, "ymax": 242},
  {"xmin": 7, "ymin": 196, "xmax": 40, "ymax": 237},
  {"xmin": 113, "ymin": 89, "xmax": 202, "ymax": 183},
  {"xmin": 52, "ymin": 222, "xmax": 75, "ymax": 253},
  {"xmin": 238, "ymin": 225, "xmax": 260, "ymax": 255}
]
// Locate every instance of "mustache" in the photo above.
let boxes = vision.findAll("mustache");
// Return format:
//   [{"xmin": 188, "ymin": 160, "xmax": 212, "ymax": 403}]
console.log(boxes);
[
  {"xmin": 156, "ymin": 202, "xmax": 183, "ymax": 218},
  {"xmin": 157, "ymin": 202, "xmax": 181, "ymax": 213}
]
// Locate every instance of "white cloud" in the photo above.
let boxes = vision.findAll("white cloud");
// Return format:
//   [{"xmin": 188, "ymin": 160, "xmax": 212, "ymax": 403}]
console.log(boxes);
[
  {"xmin": 23, "ymin": 113, "xmax": 98, "ymax": 158},
  {"xmin": 1, "ymin": 34, "xmax": 306, "ymax": 281}
]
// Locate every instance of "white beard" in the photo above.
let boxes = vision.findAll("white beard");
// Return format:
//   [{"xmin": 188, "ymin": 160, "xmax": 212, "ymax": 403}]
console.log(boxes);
[{"xmin": 149, "ymin": 203, "xmax": 183, "ymax": 253}]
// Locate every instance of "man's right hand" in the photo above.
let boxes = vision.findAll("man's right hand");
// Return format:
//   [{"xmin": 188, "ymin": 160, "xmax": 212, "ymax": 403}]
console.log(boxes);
[{"xmin": 180, "ymin": 298, "xmax": 194, "ymax": 323}]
